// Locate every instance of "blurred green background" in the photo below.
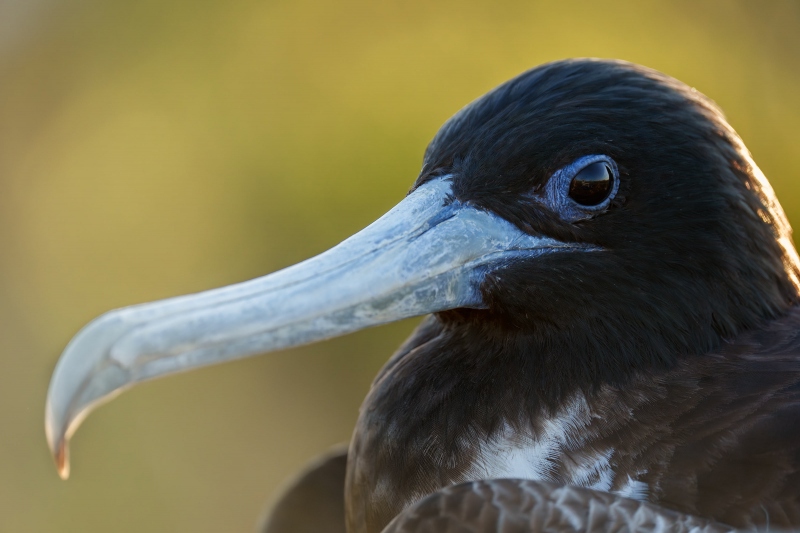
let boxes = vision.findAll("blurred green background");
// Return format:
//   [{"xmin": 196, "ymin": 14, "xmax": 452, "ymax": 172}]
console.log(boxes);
[{"xmin": 2, "ymin": 0, "xmax": 800, "ymax": 531}]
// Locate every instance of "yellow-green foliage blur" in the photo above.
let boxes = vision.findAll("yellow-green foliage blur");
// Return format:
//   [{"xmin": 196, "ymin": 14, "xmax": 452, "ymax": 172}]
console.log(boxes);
[{"xmin": 1, "ymin": 1, "xmax": 799, "ymax": 531}]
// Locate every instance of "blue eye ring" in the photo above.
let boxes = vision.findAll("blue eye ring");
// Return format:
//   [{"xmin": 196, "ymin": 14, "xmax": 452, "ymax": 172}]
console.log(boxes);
[{"xmin": 543, "ymin": 155, "xmax": 620, "ymax": 221}]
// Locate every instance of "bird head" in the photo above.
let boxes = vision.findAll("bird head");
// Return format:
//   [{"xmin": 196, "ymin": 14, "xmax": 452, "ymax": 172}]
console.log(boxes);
[
  {"xmin": 45, "ymin": 59, "xmax": 800, "ymax": 478},
  {"xmin": 415, "ymin": 59, "xmax": 800, "ymax": 387}
]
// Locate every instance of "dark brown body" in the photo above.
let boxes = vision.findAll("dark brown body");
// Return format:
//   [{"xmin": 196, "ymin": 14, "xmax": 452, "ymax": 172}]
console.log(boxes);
[
  {"xmin": 261, "ymin": 445, "xmax": 348, "ymax": 533},
  {"xmin": 347, "ymin": 308, "xmax": 800, "ymax": 533},
  {"xmin": 383, "ymin": 479, "xmax": 734, "ymax": 533}
]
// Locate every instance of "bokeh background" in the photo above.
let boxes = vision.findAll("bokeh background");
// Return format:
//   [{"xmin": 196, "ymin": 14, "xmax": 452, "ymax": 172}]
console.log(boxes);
[{"xmin": 2, "ymin": 1, "xmax": 800, "ymax": 531}]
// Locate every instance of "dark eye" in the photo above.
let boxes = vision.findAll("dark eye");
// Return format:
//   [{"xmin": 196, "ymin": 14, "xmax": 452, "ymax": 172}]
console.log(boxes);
[{"xmin": 568, "ymin": 162, "xmax": 613, "ymax": 206}]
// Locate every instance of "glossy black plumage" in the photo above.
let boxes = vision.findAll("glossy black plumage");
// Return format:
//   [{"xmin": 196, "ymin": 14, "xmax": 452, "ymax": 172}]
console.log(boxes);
[{"xmin": 342, "ymin": 60, "xmax": 800, "ymax": 532}]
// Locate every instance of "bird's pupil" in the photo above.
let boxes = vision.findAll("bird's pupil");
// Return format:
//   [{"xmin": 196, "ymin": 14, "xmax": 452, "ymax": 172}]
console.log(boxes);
[{"xmin": 568, "ymin": 162, "xmax": 612, "ymax": 206}]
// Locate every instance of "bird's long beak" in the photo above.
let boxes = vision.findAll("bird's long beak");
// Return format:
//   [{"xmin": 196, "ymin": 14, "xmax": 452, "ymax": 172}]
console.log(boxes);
[{"xmin": 45, "ymin": 177, "xmax": 569, "ymax": 478}]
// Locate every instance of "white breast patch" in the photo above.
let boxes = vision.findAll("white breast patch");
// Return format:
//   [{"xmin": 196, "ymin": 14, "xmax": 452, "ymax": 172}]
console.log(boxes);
[{"xmin": 463, "ymin": 394, "xmax": 648, "ymax": 500}]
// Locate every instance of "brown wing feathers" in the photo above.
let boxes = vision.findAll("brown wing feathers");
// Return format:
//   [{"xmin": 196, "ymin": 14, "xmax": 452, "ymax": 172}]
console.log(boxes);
[{"xmin": 383, "ymin": 480, "xmax": 734, "ymax": 533}]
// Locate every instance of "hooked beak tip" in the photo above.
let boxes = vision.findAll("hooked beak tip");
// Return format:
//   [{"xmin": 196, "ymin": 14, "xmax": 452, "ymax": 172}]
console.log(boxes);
[
  {"xmin": 55, "ymin": 440, "xmax": 70, "ymax": 480},
  {"xmin": 45, "ymin": 395, "xmax": 71, "ymax": 479}
]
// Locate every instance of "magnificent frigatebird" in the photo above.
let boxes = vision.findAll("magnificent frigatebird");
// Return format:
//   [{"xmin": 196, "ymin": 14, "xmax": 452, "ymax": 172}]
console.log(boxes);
[{"xmin": 46, "ymin": 59, "xmax": 800, "ymax": 532}]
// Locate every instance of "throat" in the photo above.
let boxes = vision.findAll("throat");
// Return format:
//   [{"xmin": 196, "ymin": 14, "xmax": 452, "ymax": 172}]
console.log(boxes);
[{"xmin": 346, "ymin": 317, "xmax": 661, "ymax": 533}]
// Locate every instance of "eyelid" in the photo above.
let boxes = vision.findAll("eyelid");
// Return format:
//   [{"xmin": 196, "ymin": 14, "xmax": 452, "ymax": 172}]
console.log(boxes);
[{"xmin": 541, "ymin": 155, "xmax": 620, "ymax": 222}]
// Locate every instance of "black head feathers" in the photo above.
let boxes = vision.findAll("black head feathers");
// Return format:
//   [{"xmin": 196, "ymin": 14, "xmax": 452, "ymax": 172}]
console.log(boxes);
[{"xmin": 418, "ymin": 59, "xmax": 799, "ymax": 378}]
